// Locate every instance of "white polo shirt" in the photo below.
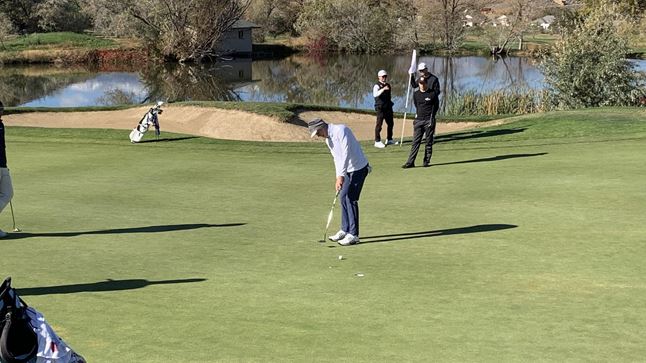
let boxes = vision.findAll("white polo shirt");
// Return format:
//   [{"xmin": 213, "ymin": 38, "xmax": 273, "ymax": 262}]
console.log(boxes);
[{"xmin": 325, "ymin": 123, "xmax": 369, "ymax": 177}]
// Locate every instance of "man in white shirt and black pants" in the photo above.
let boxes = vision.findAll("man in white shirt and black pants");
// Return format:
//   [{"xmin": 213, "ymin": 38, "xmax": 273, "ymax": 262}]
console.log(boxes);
[
  {"xmin": 373, "ymin": 70, "xmax": 397, "ymax": 148},
  {"xmin": 309, "ymin": 118, "xmax": 370, "ymax": 246}
]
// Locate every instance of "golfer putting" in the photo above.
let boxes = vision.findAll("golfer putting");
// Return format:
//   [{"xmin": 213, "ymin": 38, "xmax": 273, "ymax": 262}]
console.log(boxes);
[
  {"xmin": 309, "ymin": 118, "xmax": 370, "ymax": 246},
  {"xmin": 0, "ymin": 101, "xmax": 15, "ymax": 238}
]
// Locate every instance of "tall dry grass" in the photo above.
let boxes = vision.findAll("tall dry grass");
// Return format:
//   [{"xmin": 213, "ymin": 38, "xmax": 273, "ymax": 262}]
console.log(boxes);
[{"xmin": 443, "ymin": 89, "xmax": 551, "ymax": 116}]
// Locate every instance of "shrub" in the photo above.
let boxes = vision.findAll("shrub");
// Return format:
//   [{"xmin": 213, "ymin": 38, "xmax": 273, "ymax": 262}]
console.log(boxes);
[
  {"xmin": 36, "ymin": 0, "xmax": 92, "ymax": 32},
  {"xmin": 295, "ymin": 0, "xmax": 396, "ymax": 53},
  {"xmin": 541, "ymin": 0, "xmax": 646, "ymax": 109}
]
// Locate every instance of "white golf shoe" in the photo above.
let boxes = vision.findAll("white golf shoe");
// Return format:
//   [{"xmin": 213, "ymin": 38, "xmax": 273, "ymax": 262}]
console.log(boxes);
[
  {"xmin": 328, "ymin": 230, "xmax": 346, "ymax": 242},
  {"xmin": 385, "ymin": 139, "xmax": 398, "ymax": 145},
  {"xmin": 338, "ymin": 233, "xmax": 360, "ymax": 246},
  {"xmin": 374, "ymin": 141, "xmax": 386, "ymax": 148}
]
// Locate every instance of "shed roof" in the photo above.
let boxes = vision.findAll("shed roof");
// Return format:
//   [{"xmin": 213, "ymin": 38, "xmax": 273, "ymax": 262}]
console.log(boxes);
[{"xmin": 231, "ymin": 20, "xmax": 261, "ymax": 29}]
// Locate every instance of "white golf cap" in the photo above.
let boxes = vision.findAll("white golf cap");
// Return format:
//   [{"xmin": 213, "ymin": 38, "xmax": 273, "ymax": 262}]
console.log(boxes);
[
  {"xmin": 308, "ymin": 118, "xmax": 327, "ymax": 138},
  {"xmin": 377, "ymin": 70, "xmax": 387, "ymax": 77},
  {"xmin": 417, "ymin": 62, "xmax": 427, "ymax": 71}
]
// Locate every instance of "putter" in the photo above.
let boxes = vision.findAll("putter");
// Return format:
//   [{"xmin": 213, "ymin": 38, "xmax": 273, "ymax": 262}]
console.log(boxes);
[
  {"xmin": 320, "ymin": 191, "xmax": 340, "ymax": 243},
  {"xmin": 9, "ymin": 201, "xmax": 20, "ymax": 232}
]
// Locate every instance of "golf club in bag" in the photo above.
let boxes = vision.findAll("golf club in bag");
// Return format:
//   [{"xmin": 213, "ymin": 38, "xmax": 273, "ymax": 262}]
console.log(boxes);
[
  {"xmin": 0, "ymin": 277, "xmax": 85, "ymax": 363},
  {"xmin": 129, "ymin": 101, "xmax": 164, "ymax": 143}
]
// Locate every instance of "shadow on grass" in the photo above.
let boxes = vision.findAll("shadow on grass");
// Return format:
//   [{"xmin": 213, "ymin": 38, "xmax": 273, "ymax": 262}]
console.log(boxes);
[
  {"xmin": 398, "ymin": 128, "xmax": 526, "ymax": 145},
  {"xmin": 358, "ymin": 224, "xmax": 517, "ymax": 244},
  {"xmin": 18, "ymin": 278, "xmax": 207, "ymax": 296},
  {"xmin": 432, "ymin": 152, "xmax": 547, "ymax": 166},
  {"xmin": 436, "ymin": 128, "xmax": 526, "ymax": 143},
  {"xmin": 5, "ymin": 223, "xmax": 245, "ymax": 239},
  {"xmin": 136, "ymin": 136, "xmax": 199, "ymax": 143}
]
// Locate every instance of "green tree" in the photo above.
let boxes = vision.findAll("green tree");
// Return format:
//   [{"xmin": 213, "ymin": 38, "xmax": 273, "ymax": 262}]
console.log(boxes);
[
  {"xmin": 0, "ymin": 0, "xmax": 42, "ymax": 33},
  {"xmin": 541, "ymin": 1, "xmax": 645, "ymax": 108},
  {"xmin": 36, "ymin": 0, "xmax": 91, "ymax": 32},
  {"xmin": 0, "ymin": 13, "xmax": 14, "ymax": 50}
]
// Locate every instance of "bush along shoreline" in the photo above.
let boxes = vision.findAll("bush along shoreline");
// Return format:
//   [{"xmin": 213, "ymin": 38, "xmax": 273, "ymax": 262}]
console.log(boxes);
[{"xmin": 0, "ymin": 47, "xmax": 149, "ymax": 65}]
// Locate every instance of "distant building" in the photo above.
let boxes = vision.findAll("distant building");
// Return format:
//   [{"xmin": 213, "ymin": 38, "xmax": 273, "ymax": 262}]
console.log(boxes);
[
  {"xmin": 464, "ymin": 14, "xmax": 474, "ymax": 27},
  {"xmin": 534, "ymin": 15, "xmax": 556, "ymax": 31},
  {"xmin": 493, "ymin": 15, "xmax": 510, "ymax": 27},
  {"xmin": 216, "ymin": 20, "xmax": 260, "ymax": 57}
]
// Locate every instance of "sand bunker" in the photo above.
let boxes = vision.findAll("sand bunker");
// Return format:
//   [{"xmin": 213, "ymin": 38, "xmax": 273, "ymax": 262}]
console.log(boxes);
[{"xmin": 4, "ymin": 105, "xmax": 504, "ymax": 142}]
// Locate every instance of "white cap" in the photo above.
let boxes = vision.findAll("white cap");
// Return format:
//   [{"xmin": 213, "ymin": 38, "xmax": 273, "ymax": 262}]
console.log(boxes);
[
  {"xmin": 377, "ymin": 70, "xmax": 387, "ymax": 77},
  {"xmin": 308, "ymin": 118, "xmax": 327, "ymax": 138},
  {"xmin": 417, "ymin": 62, "xmax": 427, "ymax": 71}
]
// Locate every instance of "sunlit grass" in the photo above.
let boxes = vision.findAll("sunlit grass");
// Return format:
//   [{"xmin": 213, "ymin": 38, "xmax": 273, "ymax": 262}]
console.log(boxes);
[
  {"xmin": 1, "ymin": 108, "xmax": 645, "ymax": 362},
  {"xmin": 0, "ymin": 32, "xmax": 116, "ymax": 52}
]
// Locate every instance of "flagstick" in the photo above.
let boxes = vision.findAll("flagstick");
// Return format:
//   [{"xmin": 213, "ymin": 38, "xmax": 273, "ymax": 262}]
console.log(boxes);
[
  {"xmin": 399, "ymin": 81, "xmax": 412, "ymax": 146},
  {"xmin": 400, "ymin": 49, "xmax": 416, "ymax": 146}
]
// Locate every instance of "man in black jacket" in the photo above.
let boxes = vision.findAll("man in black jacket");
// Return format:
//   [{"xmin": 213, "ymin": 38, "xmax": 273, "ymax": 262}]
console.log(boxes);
[
  {"xmin": 402, "ymin": 75, "xmax": 441, "ymax": 168},
  {"xmin": 373, "ymin": 69, "xmax": 397, "ymax": 148},
  {"xmin": 409, "ymin": 62, "xmax": 441, "ymax": 94},
  {"xmin": 0, "ymin": 101, "xmax": 13, "ymax": 238}
]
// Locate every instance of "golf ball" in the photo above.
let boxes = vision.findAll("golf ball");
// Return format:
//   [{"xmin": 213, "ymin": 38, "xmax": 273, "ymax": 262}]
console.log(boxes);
[{"xmin": 338, "ymin": 255, "xmax": 343, "ymax": 260}]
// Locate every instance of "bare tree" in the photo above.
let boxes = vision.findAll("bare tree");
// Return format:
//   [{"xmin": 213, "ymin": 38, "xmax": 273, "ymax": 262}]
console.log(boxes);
[
  {"xmin": 246, "ymin": 0, "xmax": 305, "ymax": 40},
  {"xmin": 438, "ymin": 0, "xmax": 470, "ymax": 50},
  {"xmin": 481, "ymin": 0, "xmax": 541, "ymax": 55},
  {"xmin": 106, "ymin": 0, "xmax": 251, "ymax": 62},
  {"xmin": 419, "ymin": 0, "xmax": 482, "ymax": 51},
  {"xmin": 296, "ymin": 0, "xmax": 399, "ymax": 53},
  {"xmin": 246, "ymin": 0, "xmax": 278, "ymax": 40}
]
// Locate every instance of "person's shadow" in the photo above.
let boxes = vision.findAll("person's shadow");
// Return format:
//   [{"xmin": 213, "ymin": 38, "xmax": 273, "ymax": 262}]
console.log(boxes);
[
  {"xmin": 356, "ymin": 224, "xmax": 517, "ymax": 244},
  {"xmin": 4, "ymin": 223, "xmax": 246, "ymax": 239},
  {"xmin": 399, "ymin": 128, "xmax": 526, "ymax": 145},
  {"xmin": 435, "ymin": 128, "xmax": 527, "ymax": 144},
  {"xmin": 17, "ymin": 278, "xmax": 207, "ymax": 296},
  {"xmin": 431, "ymin": 153, "xmax": 547, "ymax": 166}
]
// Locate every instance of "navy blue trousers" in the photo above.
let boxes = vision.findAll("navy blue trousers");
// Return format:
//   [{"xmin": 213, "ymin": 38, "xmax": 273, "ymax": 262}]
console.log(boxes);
[{"xmin": 340, "ymin": 165, "xmax": 369, "ymax": 236}]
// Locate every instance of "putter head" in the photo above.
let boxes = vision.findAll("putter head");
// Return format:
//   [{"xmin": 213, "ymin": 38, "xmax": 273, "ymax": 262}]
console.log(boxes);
[{"xmin": 12, "ymin": 228, "xmax": 20, "ymax": 232}]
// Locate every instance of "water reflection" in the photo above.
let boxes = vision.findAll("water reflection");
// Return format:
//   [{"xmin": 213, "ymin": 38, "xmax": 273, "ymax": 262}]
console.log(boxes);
[
  {"xmin": 2, "ymin": 55, "xmax": 644, "ymax": 110},
  {"xmin": 0, "ymin": 65, "xmax": 96, "ymax": 106}
]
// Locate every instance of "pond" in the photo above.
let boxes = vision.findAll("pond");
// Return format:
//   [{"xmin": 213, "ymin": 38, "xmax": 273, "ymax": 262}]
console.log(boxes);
[{"xmin": 1, "ymin": 54, "xmax": 645, "ymax": 111}]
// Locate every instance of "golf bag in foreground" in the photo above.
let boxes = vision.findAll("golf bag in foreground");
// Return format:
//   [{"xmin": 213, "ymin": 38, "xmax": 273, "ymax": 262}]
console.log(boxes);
[
  {"xmin": 0, "ymin": 277, "xmax": 85, "ymax": 363},
  {"xmin": 129, "ymin": 101, "xmax": 164, "ymax": 143}
]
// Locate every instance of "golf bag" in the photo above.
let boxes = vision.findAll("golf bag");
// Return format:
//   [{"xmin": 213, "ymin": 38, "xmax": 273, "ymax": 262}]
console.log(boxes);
[
  {"xmin": 0, "ymin": 277, "xmax": 85, "ymax": 363},
  {"xmin": 129, "ymin": 101, "xmax": 164, "ymax": 143}
]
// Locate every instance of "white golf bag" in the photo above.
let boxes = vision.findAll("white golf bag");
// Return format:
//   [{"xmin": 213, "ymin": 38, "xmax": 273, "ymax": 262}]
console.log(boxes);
[
  {"xmin": 0, "ymin": 277, "xmax": 86, "ymax": 363},
  {"xmin": 129, "ymin": 101, "xmax": 164, "ymax": 143}
]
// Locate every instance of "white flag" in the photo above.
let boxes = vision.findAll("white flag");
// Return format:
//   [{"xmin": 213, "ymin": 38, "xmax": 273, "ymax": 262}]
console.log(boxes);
[{"xmin": 407, "ymin": 49, "xmax": 417, "ymax": 75}]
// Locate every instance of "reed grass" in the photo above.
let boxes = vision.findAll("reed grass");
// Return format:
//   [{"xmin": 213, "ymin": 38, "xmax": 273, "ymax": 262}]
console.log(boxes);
[{"xmin": 443, "ymin": 89, "xmax": 551, "ymax": 116}]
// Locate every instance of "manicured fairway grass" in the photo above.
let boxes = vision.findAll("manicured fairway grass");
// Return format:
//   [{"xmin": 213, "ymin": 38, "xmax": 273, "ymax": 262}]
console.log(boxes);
[{"xmin": 1, "ymin": 107, "xmax": 646, "ymax": 362}]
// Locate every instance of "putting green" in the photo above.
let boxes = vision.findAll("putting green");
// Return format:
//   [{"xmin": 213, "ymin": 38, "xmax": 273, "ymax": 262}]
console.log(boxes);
[{"xmin": 1, "ymin": 107, "xmax": 645, "ymax": 362}]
